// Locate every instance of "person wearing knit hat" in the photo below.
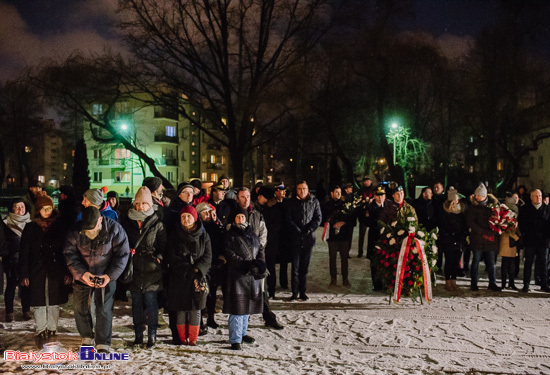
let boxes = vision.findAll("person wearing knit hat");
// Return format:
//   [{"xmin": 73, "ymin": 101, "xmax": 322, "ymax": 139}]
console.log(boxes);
[
  {"xmin": 142, "ymin": 177, "xmax": 163, "ymax": 196},
  {"xmin": 165, "ymin": 197, "xmax": 211, "ymax": 346},
  {"xmin": 474, "ymin": 183, "xmax": 488, "ymax": 198},
  {"xmin": 447, "ymin": 187, "xmax": 459, "ymax": 202},
  {"xmin": 177, "ymin": 184, "xmax": 195, "ymax": 204},
  {"xmin": 467, "ymin": 183, "xmax": 501, "ymax": 292},
  {"xmin": 64, "ymin": 200, "xmax": 130, "ymax": 353},
  {"xmin": 196, "ymin": 202, "xmax": 213, "ymax": 215},
  {"xmin": 19, "ymin": 192, "xmax": 71, "ymax": 345},
  {"xmin": 142, "ymin": 177, "xmax": 165, "ymax": 220},
  {"xmin": 122, "ymin": 185, "xmax": 167, "ymax": 348},
  {"xmin": 440, "ymin": 187, "xmax": 467, "ymax": 292},
  {"xmin": 180, "ymin": 205, "xmax": 198, "ymax": 223},
  {"xmin": 81, "ymin": 187, "xmax": 119, "ymax": 222}
]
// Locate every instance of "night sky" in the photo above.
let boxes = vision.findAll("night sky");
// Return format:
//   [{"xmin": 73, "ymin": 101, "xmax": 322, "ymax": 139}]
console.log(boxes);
[{"xmin": 0, "ymin": 0, "xmax": 545, "ymax": 82}]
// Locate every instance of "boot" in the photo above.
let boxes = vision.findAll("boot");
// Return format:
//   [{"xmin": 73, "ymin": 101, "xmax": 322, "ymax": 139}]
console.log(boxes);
[
  {"xmin": 176, "ymin": 324, "xmax": 188, "ymax": 345},
  {"xmin": 329, "ymin": 278, "xmax": 337, "ymax": 286},
  {"xmin": 36, "ymin": 331, "xmax": 47, "ymax": 348},
  {"xmin": 445, "ymin": 280, "xmax": 453, "ymax": 291},
  {"xmin": 133, "ymin": 330, "xmax": 143, "ymax": 346},
  {"xmin": 146, "ymin": 329, "xmax": 156, "ymax": 348},
  {"xmin": 343, "ymin": 278, "xmax": 351, "ymax": 287},
  {"xmin": 508, "ymin": 280, "xmax": 518, "ymax": 290},
  {"xmin": 207, "ymin": 315, "xmax": 219, "ymax": 329},
  {"xmin": 6, "ymin": 313, "xmax": 14, "ymax": 322},
  {"xmin": 188, "ymin": 325, "xmax": 200, "ymax": 346},
  {"xmin": 450, "ymin": 280, "xmax": 459, "ymax": 291}
]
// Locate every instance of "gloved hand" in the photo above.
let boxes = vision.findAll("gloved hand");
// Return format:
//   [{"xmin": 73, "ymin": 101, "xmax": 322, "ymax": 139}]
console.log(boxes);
[
  {"xmin": 238, "ymin": 260, "xmax": 253, "ymax": 275},
  {"xmin": 250, "ymin": 259, "xmax": 267, "ymax": 275}
]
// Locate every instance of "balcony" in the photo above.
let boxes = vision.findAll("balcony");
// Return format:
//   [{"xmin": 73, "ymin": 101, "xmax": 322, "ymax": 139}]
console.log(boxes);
[
  {"xmin": 154, "ymin": 107, "xmax": 178, "ymax": 120},
  {"xmin": 207, "ymin": 162, "xmax": 224, "ymax": 170},
  {"xmin": 96, "ymin": 159, "xmax": 126, "ymax": 167},
  {"xmin": 154, "ymin": 134, "xmax": 179, "ymax": 143},
  {"xmin": 154, "ymin": 157, "xmax": 178, "ymax": 166},
  {"xmin": 206, "ymin": 143, "xmax": 222, "ymax": 151}
]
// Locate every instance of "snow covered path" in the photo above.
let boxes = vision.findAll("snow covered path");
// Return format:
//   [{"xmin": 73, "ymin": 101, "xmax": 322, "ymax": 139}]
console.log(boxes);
[{"xmin": 2, "ymin": 230, "xmax": 550, "ymax": 374}]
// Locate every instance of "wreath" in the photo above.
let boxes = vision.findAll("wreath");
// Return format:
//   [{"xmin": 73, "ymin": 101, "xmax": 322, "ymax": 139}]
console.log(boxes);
[{"xmin": 373, "ymin": 206, "xmax": 438, "ymax": 303}]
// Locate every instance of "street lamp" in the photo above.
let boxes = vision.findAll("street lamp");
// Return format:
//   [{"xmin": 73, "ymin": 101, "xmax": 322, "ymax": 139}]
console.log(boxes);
[{"xmin": 388, "ymin": 122, "xmax": 400, "ymax": 165}]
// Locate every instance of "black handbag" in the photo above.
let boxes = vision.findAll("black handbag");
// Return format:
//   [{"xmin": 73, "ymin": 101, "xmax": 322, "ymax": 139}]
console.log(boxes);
[{"xmin": 120, "ymin": 227, "xmax": 149, "ymax": 284}]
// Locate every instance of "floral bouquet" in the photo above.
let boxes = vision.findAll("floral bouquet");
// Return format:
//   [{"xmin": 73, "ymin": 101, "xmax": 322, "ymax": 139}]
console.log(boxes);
[
  {"xmin": 331, "ymin": 197, "xmax": 361, "ymax": 234},
  {"xmin": 488, "ymin": 204, "xmax": 518, "ymax": 235},
  {"xmin": 373, "ymin": 206, "xmax": 438, "ymax": 303}
]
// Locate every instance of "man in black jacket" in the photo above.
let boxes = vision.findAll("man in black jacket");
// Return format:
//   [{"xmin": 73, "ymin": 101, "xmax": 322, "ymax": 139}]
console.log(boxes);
[
  {"xmin": 322, "ymin": 186, "xmax": 354, "ymax": 287},
  {"xmin": 518, "ymin": 189, "xmax": 550, "ymax": 293},
  {"xmin": 365, "ymin": 187, "xmax": 387, "ymax": 291},
  {"xmin": 286, "ymin": 181, "xmax": 322, "ymax": 301},
  {"xmin": 64, "ymin": 207, "xmax": 130, "ymax": 353}
]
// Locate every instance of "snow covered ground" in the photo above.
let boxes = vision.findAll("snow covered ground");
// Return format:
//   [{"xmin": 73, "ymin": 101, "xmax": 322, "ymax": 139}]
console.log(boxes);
[{"xmin": 2, "ymin": 230, "xmax": 550, "ymax": 374}]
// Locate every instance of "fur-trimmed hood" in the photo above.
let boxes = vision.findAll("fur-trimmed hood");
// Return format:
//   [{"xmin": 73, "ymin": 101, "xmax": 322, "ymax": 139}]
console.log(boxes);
[
  {"xmin": 469, "ymin": 193, "xmax": 499, "ymax": 207},
  {"xmin": 443, "ymin": 200, "xmax": 466, "ymax": 214}
]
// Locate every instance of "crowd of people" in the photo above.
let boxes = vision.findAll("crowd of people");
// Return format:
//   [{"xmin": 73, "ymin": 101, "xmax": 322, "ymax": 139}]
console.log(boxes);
[{"xmin": 1, "ymin": 175, "xmax": 549, "ymax": 353}]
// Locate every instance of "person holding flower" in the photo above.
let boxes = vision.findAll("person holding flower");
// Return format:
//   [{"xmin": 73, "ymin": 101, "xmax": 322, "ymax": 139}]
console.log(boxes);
[
  {"xmin": 499, "ymin": 193, "xmax": 520, "ymax": 290},
  {"xmin": 321, "ymin": 185, "xmax": 355, "ymax": 287},
  {"xmin": 466, "ymin": 184, "xmax": 501, "ymax": 292}
]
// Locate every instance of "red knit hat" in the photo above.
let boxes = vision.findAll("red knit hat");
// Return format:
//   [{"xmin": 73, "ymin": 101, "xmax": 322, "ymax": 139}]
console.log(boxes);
[{"xmin": 179, "ymin": 205, "xmax": 198, "ymax": 222}]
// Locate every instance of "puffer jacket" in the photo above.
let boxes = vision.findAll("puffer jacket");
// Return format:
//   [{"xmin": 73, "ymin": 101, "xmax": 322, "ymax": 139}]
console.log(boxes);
[
  {"xmin": 165, "ymin": 220, "xmax": 212, "ymax": 311},
  {"xmin": 63, "ymin": 217, "xmax": 130, "ymax": 283},
  {"xmin": 122, "ymin": 214, "xmax": 167, "ymax": 293},
  {"xmin": 285, "ymin": 194, "xmax": 322, "ymax": 248},
  {"xmin": 466, "ymin": 194, "xmax": 500, "ymax": 252},
  {"xmin": 223, "ymin": 224, "xmax": 264, "ymax": 315}
]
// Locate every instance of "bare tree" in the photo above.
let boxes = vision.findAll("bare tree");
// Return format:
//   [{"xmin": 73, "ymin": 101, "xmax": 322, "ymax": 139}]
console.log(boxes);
[
  {"xmin": 118, "ymin": 0, "xmax": 331, "ymax": 186},
  {"xmin": 33, "ymin": 53, "xmax": 176, "ymax": 189},
  {"xmin": 0, "ymin": 77, "xmax": 45, "ymax": 186}
]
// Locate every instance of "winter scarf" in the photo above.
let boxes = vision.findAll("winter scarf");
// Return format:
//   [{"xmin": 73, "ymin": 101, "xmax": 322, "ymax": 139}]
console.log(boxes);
[
  {"xmin": 5, "ymin": 212, "xmax": 31, "ymax": 237},
  {"xmin": 127, "ymin": 206, "xmax": 155, "ymax": 221},
  {"xmin": 34, "ymin": 211, "xmax": 58, "ymax": 231}
]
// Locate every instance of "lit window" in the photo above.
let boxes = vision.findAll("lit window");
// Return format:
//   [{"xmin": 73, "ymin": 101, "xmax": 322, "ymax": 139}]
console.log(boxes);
[
  {"xmin": 473, "ymin": 148, "xmax": 478, "ymax": 157},
  {"xmin": 210, "ymin": 173, "xmax": 217, "ymax": 182},
  {"xmin": 201, "ymin": 172, "xmax": 208, "ymax": 181},
  {"xmin": 221, "ymin": 156, "xmax": 226, "ymax": 165},
  {"xmin": 114, "ymin": 171, "xmax": 131, "ymax": 182},
  {"xmin": 63, "ymin": 163, "xmax": 68, "ymax": 170},
  {"xmin": 25, "ymin": 146, "xmax": 32, "ymax": 153},
  {"xmin": 93, "ymin": 172, "xmax": 102, "ymax": 182},
  {"xmin": 497, "ymin": 161, "xmax": 503, "ymax": 171},
  {"xmin": 166, "ymin": 126, "xmax": 176, "ymax": 137},
  {"xmin": 210, "ymin": 155, "xmax": 216, "ymax": 163},
  {"xmin": 38, "ymin": 175, "xmax": 45, "ymax": 183},
  {"xmin": 92, "ymin": 104, "xmax": 103, "ymax": 115}
]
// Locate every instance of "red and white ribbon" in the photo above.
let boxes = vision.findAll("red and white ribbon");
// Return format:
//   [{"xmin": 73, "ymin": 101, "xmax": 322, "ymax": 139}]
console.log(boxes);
[{"xmin": 392, "ymin": 232, "xmax": 433, "ymax": 304}]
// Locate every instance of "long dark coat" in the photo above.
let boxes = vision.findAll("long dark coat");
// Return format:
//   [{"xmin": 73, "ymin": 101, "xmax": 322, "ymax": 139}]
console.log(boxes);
[
  {"xmin": 19, "ymin": 217, "xmax": 71, "ymax": 306},
  {"xmin": 438, "ymin": 201, "xmax": 468, "ymax": 251},
  {"xmin": 122, "ymin": 213, "xmax": 167, "ymax": 293},
  {"xmin": 165, "ymin": 221, "xmax": 212, "ymax": 311},
  {"xmin": 466, "ymin": 194, "xmax": 500, "ymax": 252},
  {"xmin": 223, "ymin": 224, "xmax": 264, "ymax": 315}
]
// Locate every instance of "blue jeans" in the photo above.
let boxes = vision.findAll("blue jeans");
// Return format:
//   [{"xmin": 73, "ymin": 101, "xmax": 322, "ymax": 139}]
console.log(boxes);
[
  {"xmin": 291, "ymin": 243, "xmax": 313, "ymax": 295},
  {"xmin": 523, "ymin": 247, "xmax": 549, "ymax": 288},
  {"xmin": 131, "ymin": 291, "xmax": 158, "ymax": 333},
  {"xmin": 470, "ymin": 250, "xmax": 497, "ymax": 286},
  {"xmin": 228, "ymin": 314, "xmax": 249, "ymax": 344},
  {"xmin": 73, "ymin": 281, "xmax": 116, "ymax": 347}
]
